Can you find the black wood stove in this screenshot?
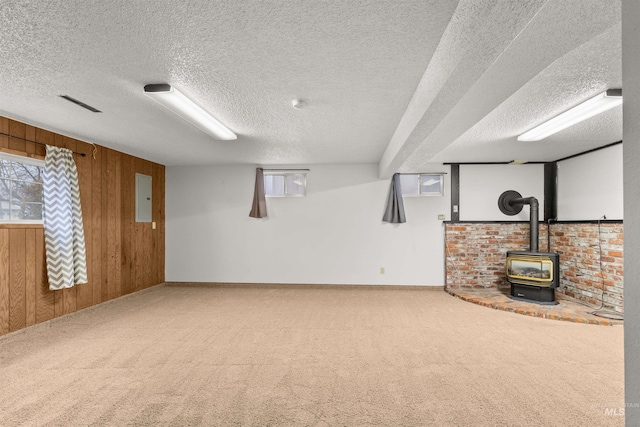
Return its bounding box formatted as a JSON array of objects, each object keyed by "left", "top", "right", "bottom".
[{"left": 498, "top": 190, "right": 560, "bottom": 305}]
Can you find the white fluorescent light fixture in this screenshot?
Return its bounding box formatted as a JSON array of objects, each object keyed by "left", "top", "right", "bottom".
[
  {"left": 518, "top": 89, "right": 622, "bottom": 142},
  {"left": 143, "top": 84, "right": 236, "bottom": 140}
]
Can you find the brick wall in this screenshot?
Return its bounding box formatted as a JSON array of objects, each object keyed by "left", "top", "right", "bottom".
[
  {"left": 445, "top": 222, "right": 623, "bottom": 313},
  {"left": 552, "top": 223, "right": 623, "bottom": 313},
  {"left": 445, "top": 223, "right": 548, "bottom": 292}
]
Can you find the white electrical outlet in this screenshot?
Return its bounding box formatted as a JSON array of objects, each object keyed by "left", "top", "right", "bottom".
[
  {"left": 438, "top": 214, "right": 446, "bottom": 220},
  {"left": 380, "top": 267, "right": 385, "bottom": 274}
]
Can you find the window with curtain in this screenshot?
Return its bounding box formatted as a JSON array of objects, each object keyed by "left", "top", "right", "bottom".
[
  {"left": 399, "top": 174, "right": 444, "bottom": 196},
  {"left": 264, "top": 171, "right": 307, "bottom": 197}
]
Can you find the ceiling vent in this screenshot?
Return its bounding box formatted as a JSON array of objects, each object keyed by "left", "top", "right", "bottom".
[{"left": 59, "top": 95, "right": 102, "bottom": 113}]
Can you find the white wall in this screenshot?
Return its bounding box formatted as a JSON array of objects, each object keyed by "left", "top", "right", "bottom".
[
  {"left": 557, "top": 145, "right": 623, "bottom": 220},
  {"left": 166, "top": 164, "right": 450, "bottom": 286},
  {"left": 459, "top": 164, "right": 545, "bottom": 221}
]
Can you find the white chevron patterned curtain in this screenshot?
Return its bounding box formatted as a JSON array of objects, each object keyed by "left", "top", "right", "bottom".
[{"left": 43, "top": 146, "right": 88, "bottom": 290}]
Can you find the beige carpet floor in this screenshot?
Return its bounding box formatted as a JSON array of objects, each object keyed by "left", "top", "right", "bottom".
[{"left": 0, "top": 284, "right": 624, "bottom": 426}]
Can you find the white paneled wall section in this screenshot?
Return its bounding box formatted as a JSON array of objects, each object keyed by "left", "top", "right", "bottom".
[
  {"left": 459, "top": 164, "right": 545, "bottom": 221},
  {"left": 166, "top": 164, "right": 450, "bottom": 286},
  {"left": 557, "top": 144, "right": 623, "bottom": 221}
]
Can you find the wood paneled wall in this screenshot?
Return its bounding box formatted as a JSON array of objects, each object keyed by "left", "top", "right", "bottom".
[{"left": 0, "top": 116, "right": 165, "bottom": 336}]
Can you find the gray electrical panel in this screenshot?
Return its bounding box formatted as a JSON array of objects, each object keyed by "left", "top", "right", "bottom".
[{"left": 135, "top": 173, "right": 152, "bottom": 222}]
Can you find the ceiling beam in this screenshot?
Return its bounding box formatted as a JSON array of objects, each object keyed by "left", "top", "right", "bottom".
[{"left": 378, "top": 0, "right": 621, "bottom": 178}]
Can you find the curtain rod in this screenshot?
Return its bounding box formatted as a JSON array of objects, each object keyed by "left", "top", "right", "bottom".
[
  {"left": 396, "top": 172, "right": 447, "bottom": 175},
  {"left": 260, "top": 168, "right": 310, "bottom": 171},
  {"left": 0, "top": 131, "right": 87, "bottom": 157}
]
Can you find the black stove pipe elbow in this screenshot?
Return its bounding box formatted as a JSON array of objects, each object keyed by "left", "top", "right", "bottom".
[{"left": 498, "top": 191, "right": 539, "bottom": 252}]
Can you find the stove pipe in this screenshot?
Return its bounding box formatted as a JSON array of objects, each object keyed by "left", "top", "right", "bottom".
[
  {"left": 497, "top": 190, "right": 539, "bottom": 252},
  {"left": 513, "top": 197, "right": 538, "bottom": 252}
]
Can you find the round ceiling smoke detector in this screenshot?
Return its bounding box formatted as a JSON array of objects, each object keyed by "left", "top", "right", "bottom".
[{"left": 292, "top": 99, "right": 308, "bottom": 109}]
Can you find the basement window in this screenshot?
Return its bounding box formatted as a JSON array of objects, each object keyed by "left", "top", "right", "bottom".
[
  {"left": 400, "top": 173, "right": 444, "bottom": 197},
  {"left": 0, "top": 152, "right": 44, "bottom": 223},
  {"left": 264, "top": 171, "right": 307, "bottom": 197}
]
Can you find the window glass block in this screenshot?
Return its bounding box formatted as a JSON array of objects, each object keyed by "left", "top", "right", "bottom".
[
  {"left": 0, "top": 153, "right": 45, "bottom": 222},
  {"left": 0, "top": 159, "right": 12, "bottom": 178},
  {"left": 265, "top": 174, "right": 285, "bottom": 196},
  {"left": 420, "top": 175, "right": 442, "bottom": 195},
  {"left": 399, "top": 174, "right": 420, "bottom": 195},
  {"left": 286, "top": 174, "right": 306, "bottom": 196}
]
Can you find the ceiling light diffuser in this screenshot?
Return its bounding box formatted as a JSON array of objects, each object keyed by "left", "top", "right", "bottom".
[
  {"left": 518, "top": 89, "right": 622, "bottom": 142},
  {"left": 143, "top": 84, "right": 236, "bottom": 140}
]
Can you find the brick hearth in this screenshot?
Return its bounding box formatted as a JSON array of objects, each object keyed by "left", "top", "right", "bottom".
[{"left": 447, "top": 287, "right": 622, "bottom": 326}]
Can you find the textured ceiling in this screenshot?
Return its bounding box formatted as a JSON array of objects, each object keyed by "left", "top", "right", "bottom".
[{"left": 0, "top": 0, "right": 622, "bottom": 174}]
